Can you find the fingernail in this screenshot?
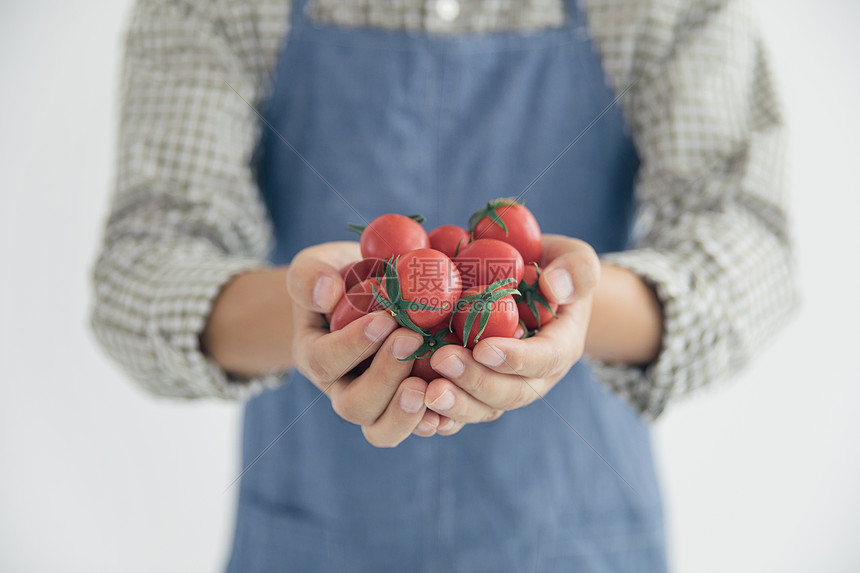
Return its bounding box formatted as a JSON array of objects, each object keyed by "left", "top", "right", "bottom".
[
  {"left": 400, "top": 388, "right": 425, "bottom": 413},
  {"left": 313, "top": 275, "right": 337, "bottom": 310},
  {"left": 393, "top": 336, "right": 422, "bottom": 360},
  {"left": 546, "top": 268, "right": 574, "bottom": 302},
  {"left": 473, "top": 344, "right": 505, "bottom": 367},
  {"left": 416, "top": 420, "right": 436, "bottom": 435},
  {"left": 435, "top": 355, "right": 464, "bottom": 379},
  {"left": 438, "top": 418, "right": 456, "bottom": 432},
  {"left": 429, "top": 390, "right": 455, "bottom": 412},
  {"left": 365, "top": 315, "right": 396, "bottom": 342}
]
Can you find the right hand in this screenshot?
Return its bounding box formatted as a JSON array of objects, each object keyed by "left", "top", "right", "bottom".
[{"left": 286, "top": 242, "right": 450, "bottom": 447}]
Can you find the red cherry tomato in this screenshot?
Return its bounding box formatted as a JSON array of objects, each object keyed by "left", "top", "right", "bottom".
[
  {"left": 428, "top": 225, "right": 470, "bottom": 259},
  {"left": 469, "top": 200, "right": 542, "bottom": 264},
  {"left": 328, "top": 277, "right": 385, "bottom": 331},
  {"left": 451, "top": 284, "right": 519, "bottom": 349},
  {"left": 396, "top": 248, "right": 462, "bottom": 330},
  {"left": 454, "top": 238, "right": 524, "bottom": 291},
  {"left": 516, "top": 264, "right": 558, "bottom": 330},
  {"left": 340, "top": 257, "right": 384, "bottom": 291},
  {"left": 410, "top": 330, "right": 460, "bottom": 382},
  {"left": 359, "top": 214, "right": 430, "bottom": 260}
]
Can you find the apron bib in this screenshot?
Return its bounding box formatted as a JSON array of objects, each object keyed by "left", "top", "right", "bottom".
[{"left": 228, "top": 1, "right": 666, "bottom": 571}]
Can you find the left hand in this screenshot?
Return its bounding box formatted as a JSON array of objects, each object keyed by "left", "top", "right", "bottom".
[{"left": 424, "top": 234, "right": 601, "bottom": 435}]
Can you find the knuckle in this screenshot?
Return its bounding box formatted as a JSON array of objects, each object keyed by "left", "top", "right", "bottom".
[
  {"left": 581, "top": 243, "right": 600, "bottom": 267},
  {"left": 574, "top": 252, "right": 601, "bottom": 291},
  {"left": 360, "top": 427, "right": 382, "bottom": 447},
  {"left": 464, "top": 371, "right": 489, "bottom": 395},
  {"left": 330, "top": 396, "right": 352, "bottom": 423},
  {"left": 513, "top": 385, "right": 531, "bottom": 409},
  {"left": 285, "top": 260, "right": 311, "bottom": 299},
  {"left": 334, "top": 392, "right": 375, "bottom": 426},
  {"left": 372, "top": 359, "right": 407, "bottom": 392},
  {"left": 505, "top": 350, "right": 527, "bottom": 373},
  {"left": 361, "top": 427, "right": 398, "bottom": 449},
  {"left": 484, "top": 409, "right": 504, "bottom": 422},
  {"left": 289, "top": 246, "right": 324, "bottom": 271},
  {"left": 439, "top": 422, "right": 463, "bottom": 436},
  {"left": 539, "top": 349, "right": 562, "bottom": 379},
  {"left": 306, "top": 352, "right": 336, "bottom": 384},
  {"left": 504, "top": 381, "right": 534, "bottom": 411},
  {"left": 291, "top": 246, "right": 313, "bottom": 262}
]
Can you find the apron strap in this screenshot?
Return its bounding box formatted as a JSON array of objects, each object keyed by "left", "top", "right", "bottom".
[
  {"left": 563, "top": 0, "right": 587, "bottom": 31},
  {"left": 289, "top": 0, "right": 313, "bottom": 31}
]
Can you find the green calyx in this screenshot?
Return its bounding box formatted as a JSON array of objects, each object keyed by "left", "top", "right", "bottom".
[
  {"left": 518, "top": 318, "right": 536, "bottom": 339},
  {"left": 451, "top": 278, "right": 521, "bottom": 346},
  {"left": 346, "top": 223, "right": 366, "bottom": 235},
  {"left": 467, "top": 198, "right": 523, "bottom": 236},
  {"left": 514, "top": 263, "right": 557, "bottom": 330},
  {"left": 371, "top": 256, "right": 446, "bottom": 336},
  {"left": 397, "top": 326, "right": 456, "bottom": 362}
]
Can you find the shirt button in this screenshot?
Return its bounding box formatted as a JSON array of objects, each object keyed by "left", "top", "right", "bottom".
[{"left": 435, "top": 0, "right": 460, "bottom": 22}]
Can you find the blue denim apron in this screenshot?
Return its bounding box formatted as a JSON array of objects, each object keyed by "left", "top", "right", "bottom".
[{"left": 227, "top": 1, "right": 667, "bottom": 570}]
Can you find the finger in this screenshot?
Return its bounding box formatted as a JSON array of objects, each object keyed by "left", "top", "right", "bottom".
[
  {"left": 423, "top": 377, "right": 503, "bottom": 424},
  {"left": 538, "top": 235, "right": 601, "bottom": 305},
  {"left": 430, "top": 344, "right": 532, "bottom": 411},
  {"left": 436, "top": 417, "right": 465, "bottom": 436},
  {"left": 413, "top": 410, "right": 441, "bottom": 437},
  {"left": 293, "top": 310, "right": 398, "bottom": 388},
  {"left": 287, "top": 258, "right": 343, "bottom": 313},
  {"left": 332, "top": 327, "right": 424, "bottom": 426},
  {"left": 471, "top": 303, "right": 588, "bottom": 379},
  {"left": 287, "top": 242, "right": 361, "bottom": 312},
  {"left": 361, "top": 377, "right": 430, "bottom": 448}
]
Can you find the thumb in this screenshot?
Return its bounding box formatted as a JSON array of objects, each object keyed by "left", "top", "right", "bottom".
[
  {"left": 539, "top": 236, "right": 601, "bottom": 305},
  {"left": 287, "top": 242, "right": 360, "bottom": 312}
]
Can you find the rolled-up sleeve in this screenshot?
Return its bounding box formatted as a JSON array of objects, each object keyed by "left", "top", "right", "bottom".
[
  {"left": 90, "top": 0, "right": 289, "bottom": 399},
  {"left": 589, "top": 0, "right": 800, "bottom": 419}
]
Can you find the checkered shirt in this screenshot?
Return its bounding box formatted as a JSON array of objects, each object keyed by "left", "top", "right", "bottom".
[{"left": 90, "top": 0, "right": 800, "bottom": 420}]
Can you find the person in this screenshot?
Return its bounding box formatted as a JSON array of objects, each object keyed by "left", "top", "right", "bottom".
[{"left": 90, "top": 0, "right": 799, "bottom": 570}]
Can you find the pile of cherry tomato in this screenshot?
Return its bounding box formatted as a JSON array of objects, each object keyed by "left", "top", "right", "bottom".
[{"left": 329, "top": 199, "right": 558, "bottom": 381}]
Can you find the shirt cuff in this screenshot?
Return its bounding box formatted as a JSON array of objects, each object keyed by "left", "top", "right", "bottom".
[{"left": 143, "top": 246, "right": 288, "bottom": 399}]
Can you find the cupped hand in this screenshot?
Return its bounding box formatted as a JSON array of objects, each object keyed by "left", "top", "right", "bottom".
[
  {"left": 286, "top": 242, "right": 449, "bottom": 447},
  {"left": 423, "top": 234, "right": 601, "bottom": 433}
]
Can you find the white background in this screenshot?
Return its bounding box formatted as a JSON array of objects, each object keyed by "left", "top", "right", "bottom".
[{"left": 1, "top": 0, "right": 858, "bottom": 571}]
